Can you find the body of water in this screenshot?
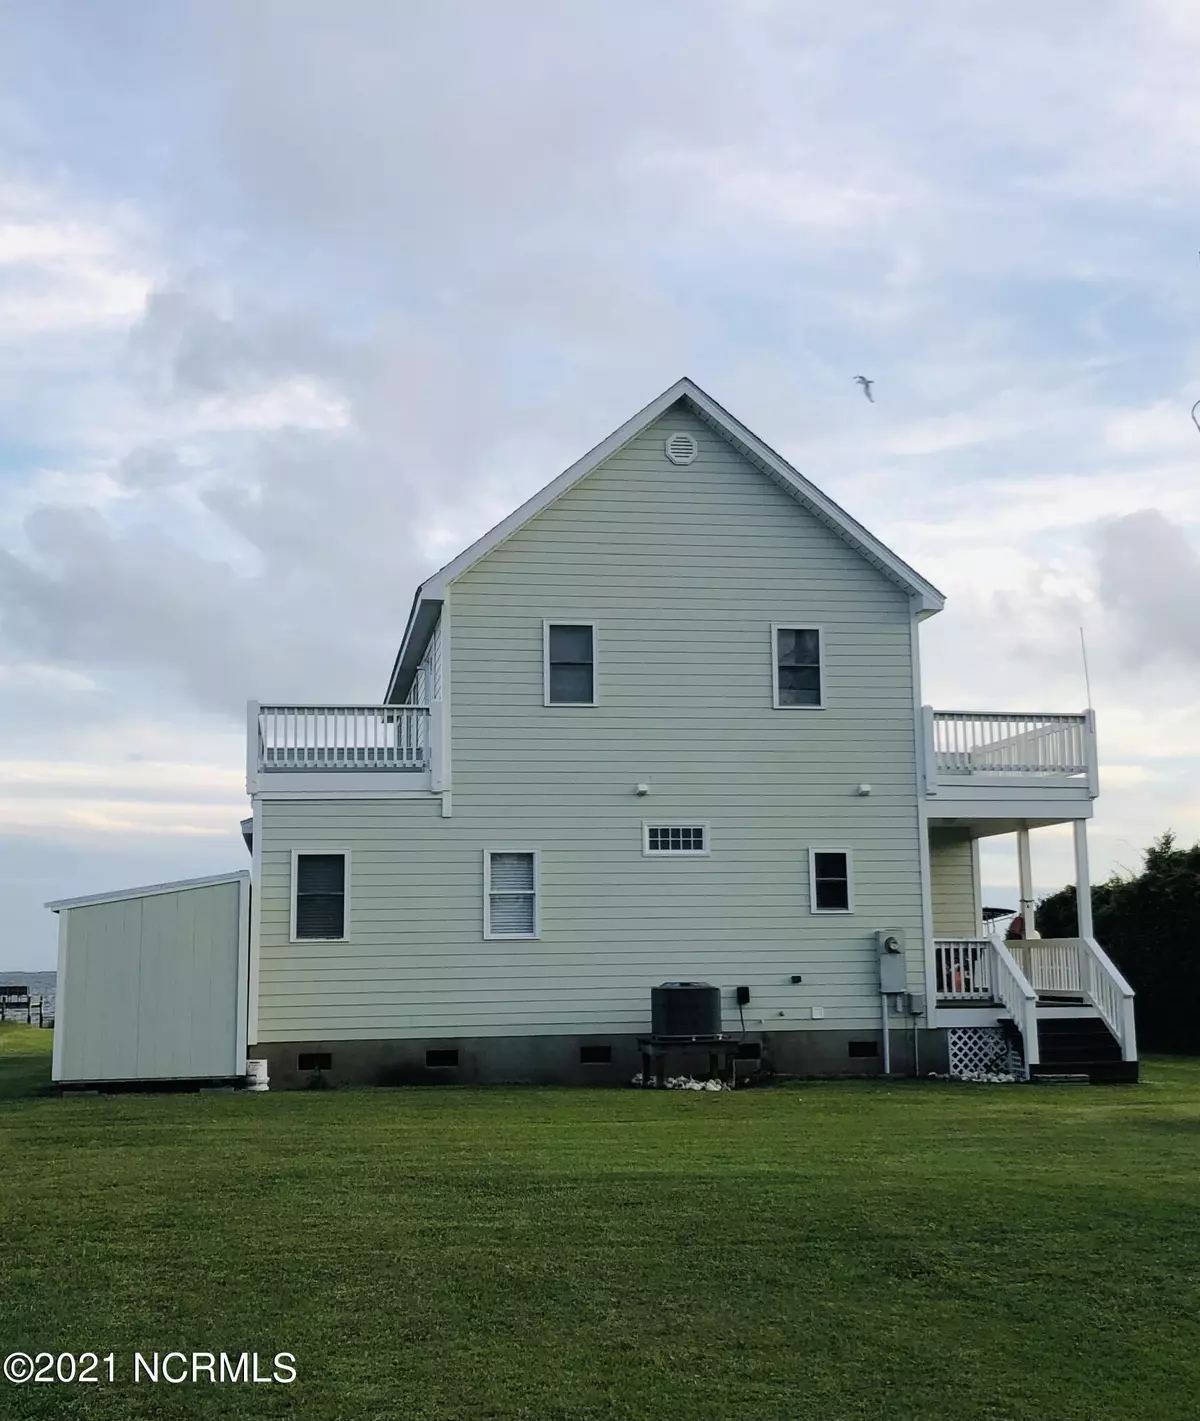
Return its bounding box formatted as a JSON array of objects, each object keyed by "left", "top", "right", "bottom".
[{"left": 0, "top": 971, "right": 55, "bottom": 1021}]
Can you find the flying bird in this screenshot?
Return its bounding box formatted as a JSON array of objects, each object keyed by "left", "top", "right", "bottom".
[{"left": 854, "top": 376, "right": 874, "bottom": 403}]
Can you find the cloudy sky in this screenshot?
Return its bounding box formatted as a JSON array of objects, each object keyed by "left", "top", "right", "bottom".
[{"left": 3, "top": 0, "right": 1200, "bottom": 969}]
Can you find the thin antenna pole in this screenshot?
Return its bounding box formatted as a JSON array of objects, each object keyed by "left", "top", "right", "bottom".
[{"left": 1079, "top": 626, "right": 1093, "bottom": 709}]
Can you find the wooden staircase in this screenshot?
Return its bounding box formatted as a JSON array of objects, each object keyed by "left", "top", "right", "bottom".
[{"left": 1032, "top": 1015, "right": 1138, "bottom": 1084}]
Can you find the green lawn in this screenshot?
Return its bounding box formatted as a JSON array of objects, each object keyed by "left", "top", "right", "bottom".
[{"left": 3, "top": 1024, "right": 1200, "bottom": 1421}]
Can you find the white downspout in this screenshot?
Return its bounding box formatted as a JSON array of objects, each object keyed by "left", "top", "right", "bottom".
[{"left": 880, "top": 994, "right": 891, "bottom": 1076}]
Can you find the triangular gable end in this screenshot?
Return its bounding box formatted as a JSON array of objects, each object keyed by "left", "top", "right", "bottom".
[{"left": 385, "top": 377, "right": 944, "bottom": 701}]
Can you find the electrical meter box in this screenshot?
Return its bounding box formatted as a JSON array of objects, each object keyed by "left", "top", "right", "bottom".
[{"left": 875, "top": 928, "right": 907, "bottom": 994}]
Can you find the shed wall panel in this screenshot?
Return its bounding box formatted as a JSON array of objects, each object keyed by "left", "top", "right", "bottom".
[{"left": 55, "top": 879, "right": 245, "bottom": 1083}]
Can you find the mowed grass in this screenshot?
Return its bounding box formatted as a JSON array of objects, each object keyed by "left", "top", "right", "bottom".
[{"left": 3, "top": 1025, "right": 1200, "bottom": 1421}]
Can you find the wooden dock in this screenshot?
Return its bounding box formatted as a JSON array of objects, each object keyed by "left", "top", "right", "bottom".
[{"left": 0, "top": 986, "right": 48, "bottom": 1027}]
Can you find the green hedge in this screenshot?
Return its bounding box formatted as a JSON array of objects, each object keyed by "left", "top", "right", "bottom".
[{"left": 1037, "top": 832, "right": 1200, "bottom": 1053}]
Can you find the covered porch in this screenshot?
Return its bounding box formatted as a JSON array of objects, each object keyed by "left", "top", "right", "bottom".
[{"left": 921, "top": 705, "right": 1135, "bottom": 1078}]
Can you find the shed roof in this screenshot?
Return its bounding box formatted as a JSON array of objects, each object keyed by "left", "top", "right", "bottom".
[{"left": 46, "top": 871, "right": 249, "bottom": 913}]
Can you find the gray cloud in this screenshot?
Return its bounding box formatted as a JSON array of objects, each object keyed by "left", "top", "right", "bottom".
[
  {"left": 1095, "top": 509, "right": 1200, "bottom": 664},
  {"left": 6, "top": 1, "right": 1200, "bottom": 969}
]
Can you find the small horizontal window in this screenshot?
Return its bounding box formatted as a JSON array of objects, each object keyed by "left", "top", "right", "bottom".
[
  {"left": 643, "top": 824, "right": 709, "bottom": 856},
  {"left": 293, "top": 852, "right": 347, "bottom": 940},
  {"left": 580, "top": 1045, "right": 612, "bottom": 1065},
  {"left": 545, "top": 622, "right": 595, "bottom": 705},
  {"left": 848, "top": 1040, "right": 879, "bottom": 1058},
  {"left": 298, "top": 1052, "right": 332, "bottom": 1072},
  {"left": 485, "top": 850, "right": 540, "bottom": 939},
  {"left": 810, "top": 849, "right": 852, "bottom": 913},
  {"left": 773, "top": 625, "right": 823, "bottom": 708},
  {"left": 426, "top": 1049, "right": 459, "bottom": 1068}
]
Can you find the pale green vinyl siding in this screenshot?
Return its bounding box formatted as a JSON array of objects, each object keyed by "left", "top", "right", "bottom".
[
  {"left": 928, "top": 828, "right": 981, "bottom": 937},
  {"left": 255, "top": 405, "right": 924, "bottom": 1042},
  {"left": 56, "top": 879, "right": 245, "bottom": 1082}
]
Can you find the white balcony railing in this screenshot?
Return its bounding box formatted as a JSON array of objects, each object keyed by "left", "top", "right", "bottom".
[
  {"left": 254, "top": 705, "right": 430, "bottom": 773},
  {"left": 934, "top": 939, "right": 993, "bottom": 1000},
  {"left": 928, "top": 710, "right": 1093, "bottom": 780}
]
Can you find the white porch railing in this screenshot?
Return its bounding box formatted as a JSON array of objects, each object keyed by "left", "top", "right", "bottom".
[
  {"left": 929, "top": 710, "right": 1092, "bottom": 778},
  {"left": 1012, "top": 938, "right": 1083, "bottom": 995},
  {"left": 988, "top": 936, "right": 1041, "bottom": 1070},
  {"left": 934, "top": 939, "right": 993, "bottom": 1000},
  {"left": 255, "top": 705, "right": 430, "bottom": 772}
]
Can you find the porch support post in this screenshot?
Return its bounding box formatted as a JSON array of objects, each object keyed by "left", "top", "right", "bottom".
[
  {"left": 1016, "top": 825, "right": 1039, "bottom": 939},
  {"left": 1073, "top": 819, "right": 1094, "bottom": 939}
]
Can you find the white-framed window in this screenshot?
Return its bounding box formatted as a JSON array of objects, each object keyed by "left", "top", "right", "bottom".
[
  {"left": 809, "top": 848, "right": 853, "bottom": 913},
  {"left": 544, "top": 621, "right": 597, "bottom": 705},
  {"left": 643, "top": 823, "right": 710, "bottom": 857},
  {"left": 291, "top": 849, "right": 350, "bottom": 942},
  {"left": 772, "top": 625, "right": 824, "bottom": 708},
  {"left": 484, "top": 849, "right": 540, "bottom": 939}
]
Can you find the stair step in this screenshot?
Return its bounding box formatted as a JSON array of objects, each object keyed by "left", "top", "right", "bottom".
[
  {"left": 1033, "top": 1013, "right": 1134, "bottom": 1083},
  {"left": 1031, "top": 1061, "right": 1139, "bottom": 1085}
]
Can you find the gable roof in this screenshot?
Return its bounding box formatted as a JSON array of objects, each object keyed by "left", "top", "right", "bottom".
[{"left": 385, "top": 376, "right": 944, "bottom": 702}]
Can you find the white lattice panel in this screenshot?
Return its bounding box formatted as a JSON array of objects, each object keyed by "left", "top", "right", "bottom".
[{"left": 948, "top": 1026, "right": 1022, "bottom": 1077}]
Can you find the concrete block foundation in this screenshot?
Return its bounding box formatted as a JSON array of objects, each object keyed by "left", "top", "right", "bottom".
[{"left": 252, "top": 1027, "right": 951, "bottom": 1090}]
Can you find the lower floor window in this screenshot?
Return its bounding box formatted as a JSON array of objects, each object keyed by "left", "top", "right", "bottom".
[
  {"left": 485, "top": 850, "right": 539, "bottom": 938},
  {"left": 644, "top": 824, "right": 709, "bottom": 856},
  {"left": 292, "top": 851, "right": 348, "bottom": 940},
  {"left": 810, "top": 849, "right": 852, "bottom": 912}
]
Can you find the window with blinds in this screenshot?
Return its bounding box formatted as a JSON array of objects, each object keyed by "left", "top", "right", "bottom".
[
  {"left": 293, "top": 853, "right": 347, "bottom": 939},
  {"left": 643, "top": 824, "right": 709, "bottom": 856},
  {"left": 544, "top": 623, "right": 595, "bottom": 705},
  {"left": 485, "top": 850, "right": 539, "bottom": 939},
  {"left": 810, "top": 849, "right": 852, "bottom": 913},
  {"left": 773, "top": 626, "right": 824, "bottom": 708}
]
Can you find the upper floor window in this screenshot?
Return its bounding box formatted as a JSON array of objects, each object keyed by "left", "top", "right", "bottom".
[
  {"left": 544, "top": 622, "right": 596, "bottom": 705},
  {"left": 772, "top": 626, "right": 823, "bottom": 708},
  {"left": 292, "top": 851, "right": 348, "bottom": 941}
]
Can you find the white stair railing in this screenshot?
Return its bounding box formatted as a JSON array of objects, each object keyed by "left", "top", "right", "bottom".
[
  {"left": 1078, "top": 936, "right": 1137, "bottom": 1062},
  {"left": 934, "top": 939, "right": 993, "bottom": 999},
  {"left": 987, "top": 936, "right": 1040, "bottom": 1071}
]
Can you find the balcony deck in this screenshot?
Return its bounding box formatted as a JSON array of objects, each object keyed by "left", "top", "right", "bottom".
[
  {"left": 246, "top": 703, "right": 436, "bottom": 795},
  {"left": 923, "top": 709, "right": 1097, "bottom": 824}
]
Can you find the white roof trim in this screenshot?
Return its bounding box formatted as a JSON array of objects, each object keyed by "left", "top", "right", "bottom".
[
  {"left": 386, "top": 377, "right": 943, "bottom": 699},
  {"left": 46, "top": 871, "right": 250, "bottom": 913}
]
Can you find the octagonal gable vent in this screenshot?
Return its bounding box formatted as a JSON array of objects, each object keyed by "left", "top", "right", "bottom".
[{"left": 664, "top": 431, "right": 698, "bottom": 465}]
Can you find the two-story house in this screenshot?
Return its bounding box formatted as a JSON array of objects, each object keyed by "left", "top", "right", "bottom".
[{"left": 241, "top": 378, "right": 1137, "bottom": 1088}]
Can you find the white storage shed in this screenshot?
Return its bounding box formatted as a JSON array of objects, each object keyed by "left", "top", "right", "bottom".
[{"left": 47, "top": 871, "right": 250, "bottom": 1086}]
